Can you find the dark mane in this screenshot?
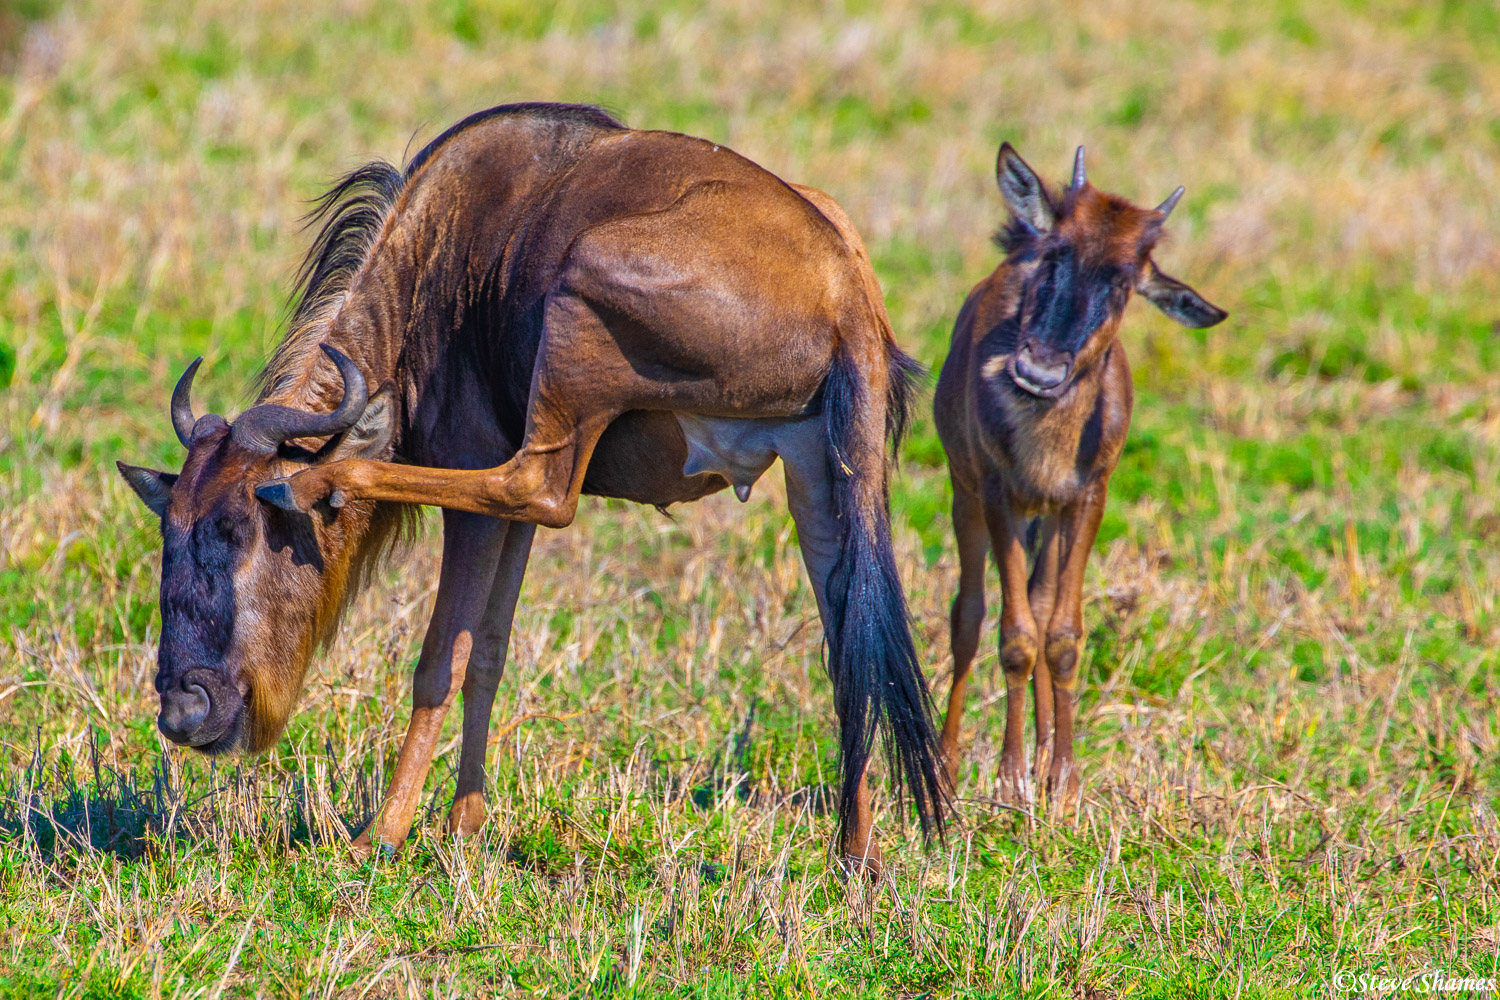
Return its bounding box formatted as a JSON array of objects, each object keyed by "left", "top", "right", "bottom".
[{"left": 254, "top": 161, "right": 406, "bottom": 400}]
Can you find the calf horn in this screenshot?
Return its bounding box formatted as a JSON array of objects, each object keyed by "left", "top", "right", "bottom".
[
  {"left": 1157, "top": 185, "right": 1185, "bottom": 219},
  {"left": 171, "top": 357, "right": 203, "bottom": 447},
  {"left": 1070, "top": 146, "right": 1086, "bottom": 192},
  {"left": 230, "top": 344, "right": 368, "bottom": 453}
]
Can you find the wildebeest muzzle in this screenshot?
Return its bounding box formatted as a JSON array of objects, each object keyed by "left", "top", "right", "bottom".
[{"left": 156, "top": 668, "right": 243, "bottom": 751}]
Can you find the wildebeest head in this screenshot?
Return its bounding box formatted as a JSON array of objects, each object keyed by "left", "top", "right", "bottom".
[
  {"left": 990, "top": 143, "right": 1227, "bottom": 399},
  {"left": 117, "top": 345, "right": 398, "bottom": 754}
]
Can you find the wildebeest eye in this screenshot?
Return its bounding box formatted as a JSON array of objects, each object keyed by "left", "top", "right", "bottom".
[{"left": 212, "top": 511, "right": 256, "bottom": 549}]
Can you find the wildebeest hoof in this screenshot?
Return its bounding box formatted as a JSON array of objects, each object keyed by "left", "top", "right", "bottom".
[
  {"left": 255, "top": 477, "right": 302, "bottom": 511},
  {"left": 349, "top": 831, "right": 400, "bottom": 861}
]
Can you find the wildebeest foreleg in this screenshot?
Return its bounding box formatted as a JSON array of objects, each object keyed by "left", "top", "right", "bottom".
[
  {"left": 448, "top": 520, "right": 535, "bottom": 838},
  {"left": 939, "top": 484, "right": 988, "bottom": 788},
  {"left": 984, "top": 493, "right": 1039, "bottom": 805},
  {"left": 255, "top": 422, "right": 611, "bottom": 529},
  {"left": 257, "top": 288, "right": 655, "bottom": 527},
  {"left": 354, "top": 510, "right": 506, "bottom": 855},
  {"left": 1027, "top": 516, "right": 1062, "bottom": 783},
  {"left": 1041, "top": 486, "right": 1107, "bottom": 806}
]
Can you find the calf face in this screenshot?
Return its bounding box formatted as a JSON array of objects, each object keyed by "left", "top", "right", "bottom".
[{"left": 990, "top": 144, "right": 1226, "bottom": 401}]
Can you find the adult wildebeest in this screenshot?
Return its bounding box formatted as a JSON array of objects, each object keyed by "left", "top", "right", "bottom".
[
  {"left": 116, "top": 102, "right": 945, "bottom": 870},
  {"left": 934, "top": 144, "right": 1226, "bottom": 805}
]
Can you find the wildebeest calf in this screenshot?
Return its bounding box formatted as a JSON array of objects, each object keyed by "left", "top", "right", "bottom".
[{"left": 933, "top": 144, "right": 1227, "bottom": 805}]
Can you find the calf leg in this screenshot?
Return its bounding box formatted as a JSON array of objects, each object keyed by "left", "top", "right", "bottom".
[
  {"left": 354, "top": 510, "right": 506, "bottom": 855},
  {"left": 939, "top": 483, "right": 988, "bottom": 787},
  {"left": 1044, "top": 486, "right": 1108, "bottom": 806},
  {"left": 984, "top": 493, "right": 1039, "bottom": 805},
  {"left": 448, "top": 521, "right": 537, "bottom": 838},
  {"left": 1027, "top": 517, "right": 1061, "bottom": 782}
]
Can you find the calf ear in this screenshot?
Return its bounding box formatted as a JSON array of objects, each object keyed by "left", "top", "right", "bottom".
[
  {"left": 117, "top": 462, "right": 177, "bottom": 517},
  {"left": 1138, "top": 260, "right": 1228, "bottom": 328},
  {"left": 996, "top": 142, "right": 1056, "bottom": 233},
  {"left": 321, "top": 383, "right": 398, "bottom": 463}
]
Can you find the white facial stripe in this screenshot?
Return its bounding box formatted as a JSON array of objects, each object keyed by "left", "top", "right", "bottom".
[{"left": 980, "top": 354, "right": 1010, "bottom": 380}]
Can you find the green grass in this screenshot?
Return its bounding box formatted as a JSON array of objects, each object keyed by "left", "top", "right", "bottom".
[{"left": 4, "top": 0, "right": 1500, "bottom": 995}]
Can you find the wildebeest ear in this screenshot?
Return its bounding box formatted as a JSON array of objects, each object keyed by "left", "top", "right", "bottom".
[
  {"left": 1138, "top": 260, "right": 1228, "bottom": 329},
  {"left": 321, "top": 382, "right": 398, "bottom": 463},
  {"left": 117, "top": 462, "right": 177, "bottom": 517},
  {"left": 995, "top": 142, "right": 1056, "bottom": 233}
]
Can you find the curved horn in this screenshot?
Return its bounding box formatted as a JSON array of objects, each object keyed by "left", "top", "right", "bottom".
[
  {"left": 1156, "top": 185, "right": 1185, "bottom": 220},
  {"left": 230, "top": 344, "right": 368, "bottom": 453},
  {"left": 171, "top": 357, "right": 203, "bottom": 448},
  {"left": 1070, "top": 146, "right": 1086, "bottom": 191}
]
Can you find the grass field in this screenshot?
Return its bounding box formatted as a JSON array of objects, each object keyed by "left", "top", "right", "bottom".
[{"left": 4, "top": 0, "right": 1500, "bottom": 995}]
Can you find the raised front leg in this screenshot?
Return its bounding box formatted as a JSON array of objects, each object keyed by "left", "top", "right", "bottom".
[
  {"left": 983, "top": 493, "right": 1039, "bottom": 805},
  {"left": 1043, "top": 484, "right": 1108, "bottom": 806},
  {"left": 1027, "top": 517, "right": 1062, "bottom": 782},
  {"left": 355, "top": 510, "right": 506, "bottom": 855},
  {"left": 939, "top": 483, "right": 988, "bottom": 787},
  {"left": 255, "top": 421, "right": 611, "bottom": 529},
  {"left": 257, "top": 289, "right": 631, "bottom": 529},
  {"left": 447, "top": 521, "right": 536, "bottom": 838}
]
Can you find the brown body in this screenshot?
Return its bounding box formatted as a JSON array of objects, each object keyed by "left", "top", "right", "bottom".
[
  {"left": 119, "top": 104, "right": 946, "bottom": 869},
  {"left": 933, "top": 144, "right": 1226, "bottom": 804}
]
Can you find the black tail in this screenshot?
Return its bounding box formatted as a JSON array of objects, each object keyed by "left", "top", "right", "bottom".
[{"left": 822, "top": 342, "right": 947, "bottom": 846}]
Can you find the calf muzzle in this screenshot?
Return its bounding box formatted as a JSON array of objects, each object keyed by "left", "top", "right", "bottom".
[{"left": 1011, "top": 341, "right": 1073, "bottom": 398}]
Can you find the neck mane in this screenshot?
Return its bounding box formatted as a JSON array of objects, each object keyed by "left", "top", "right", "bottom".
[
  {"left": 251, "top": 158, "right": 419, "bottom": 622},
  {"left": 255, "top": 160, "right": 410, "bottom": 414}
]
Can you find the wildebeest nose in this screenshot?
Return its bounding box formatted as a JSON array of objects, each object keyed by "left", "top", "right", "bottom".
[
  {"left": 1013, "top": 342, "right": 1072, "bottom": 393},
  {"left": 158, "top": 683, "right": 212, "bottom": 745}
]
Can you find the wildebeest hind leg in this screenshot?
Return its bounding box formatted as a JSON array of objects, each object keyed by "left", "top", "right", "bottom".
[
  {"left": 778, "top": 421, "right": 882, "bottom": 876},
  {"left": 939, "top": 484, "right": 988, "bottom": 788}
]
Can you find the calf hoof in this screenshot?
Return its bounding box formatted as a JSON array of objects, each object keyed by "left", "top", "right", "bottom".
[
  {"left": 997, "top": 759, "right": 1030, "bottom": 808},
  {"left": 838, "top": 848, "right": 885, "bottom": 883},
  {"left": 1047, "top": 764, "right": 1082, "bottom": 816}
]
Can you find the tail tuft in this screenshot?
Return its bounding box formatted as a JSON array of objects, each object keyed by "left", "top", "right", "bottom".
[
  {"left": 885, "top": 346, "right": 927, "bottom": 456},
  {"left": 823, "top": 350, "right": 947, "bottom": 847}
]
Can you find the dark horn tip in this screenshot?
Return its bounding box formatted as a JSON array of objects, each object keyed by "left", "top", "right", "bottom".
[
  {"left": 1157, "top": 185, "right": 1186, "bottom": 219},
  {"left": 319, "top": 343, "right": 367, "bottom": 410},
  {"left": 319, "top": 343, "right": 351, "bottom": 365},
  {"left": 171, "top": 356, "right": 205, "bottom": 448},
  {"left": 254, "top": 479, "right": 302, "bottom": 512}
]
